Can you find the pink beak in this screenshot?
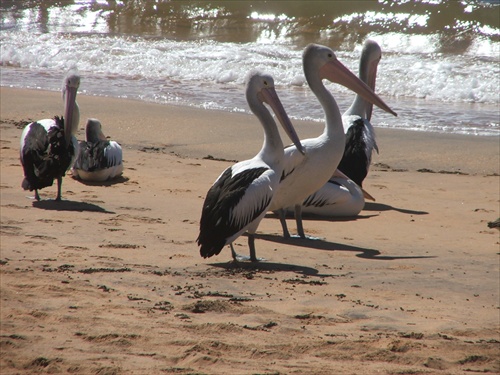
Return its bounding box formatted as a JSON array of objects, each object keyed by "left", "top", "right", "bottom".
[
  {"left": 320, "top": 58, "right": 397, "bottom": 117},
  {"left": 261, "top": 87, "right": 305, "bottom": 155}
]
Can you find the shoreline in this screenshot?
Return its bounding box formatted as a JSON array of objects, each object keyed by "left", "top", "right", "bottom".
[
  {"left": 1, "top": 86, "right": 499, "bottom": 374},
  {"left": 2, "top": 87, "right": 499, "bottom": 177}
]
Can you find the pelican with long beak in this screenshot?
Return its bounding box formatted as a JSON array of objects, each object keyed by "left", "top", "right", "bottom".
[
  {"left": 72, "top": 119, "right": 123, "bottom": 182},
  {"left": 197, "top": 71, "right": 304, "bottom": 262},
  {"left": 268, "top": 44, "right": 396, "bottom": 238},
  {"left": 300, "top": 40, "right": 383, "bottom": 217},
  {"left": 338, "top": 39, "right": 382, "bottom": 188},
  {"left": 20, "top": 70, "right": 80, "bottom": 201}
]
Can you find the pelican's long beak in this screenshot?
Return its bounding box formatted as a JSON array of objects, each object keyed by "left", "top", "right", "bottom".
[
  {"left": 362, "top": 188, "right": 376, "bottom": 201},
  {"left": 333, "top": 169, "right": 376, "bottom": 201},
  {"left": 64, "top": 85, "right": 78, "bottom": 145},
  {"left": 261, "top": 87, "right": 305, "bottom": 155},
  {"left": 365, "top": 59, "right": 379, "bottom": 121},
  {"left": 98, "top": 128, "right": 107, "bottom": 141},
  {"left": 332, "top": 168, "right": 350, "bottom": 179},
  {"left": 367, "top": 60, "right": 378, "bottom": 92},
  {"left": 321, "top": 59, "right": 397, "bottom": 117}
]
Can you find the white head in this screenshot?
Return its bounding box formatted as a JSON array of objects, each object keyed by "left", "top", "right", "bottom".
[
  {"left": 245, "top": 71, "right": 304, "bottom": 155},
  {"left": 303, "top": 43, "right": 396, "bottom": 117},
  {"left": 85, "top": 118, "right": 107, "bottom": 143}
]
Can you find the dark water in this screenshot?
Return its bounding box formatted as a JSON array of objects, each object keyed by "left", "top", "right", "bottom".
[{"left": 1, "top": 0, "right": 499, "bottom": 136}]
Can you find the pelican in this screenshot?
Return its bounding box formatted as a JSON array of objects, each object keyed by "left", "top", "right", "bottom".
[
  {"left": 20, "top": 70, "right": 80, "bottom": 201},
  {"left": 300, "top": 169, "right": 365, "bottom": 217},
  {"left": 338, "top": 39, "right": 382, "bottom": 188},
  {"left": 197, "top": 71, "right": 304, "bottom": 262},
  {"left": 299, "top": 40, "right": 382, "bottom": 217},
  {"left": 72, "top": 118, "right": 123, "bottom": 182},
  {"left": 268, "top": 44, "right": 396, "bottom": 238}
]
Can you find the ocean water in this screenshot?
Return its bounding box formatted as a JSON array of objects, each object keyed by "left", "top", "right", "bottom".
[{"left": 1, "top": 0, "right": 499, "bottom": 136}]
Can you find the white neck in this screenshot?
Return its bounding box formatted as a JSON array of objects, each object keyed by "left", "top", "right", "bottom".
[
  {"left": 344, "top": 53, "right": 376, "bottom": 121},
  {"left": 308, "top": 73, "right": 344, "bottom": 140},
  {"left": 248, "top": 97, "right": 284, "bottom": 165},
  {"left": 71, "top": 101, "right": 80, "bottom": 136},
  {"left": 344, "top": 94, "right": 371, "bottom": 120}
]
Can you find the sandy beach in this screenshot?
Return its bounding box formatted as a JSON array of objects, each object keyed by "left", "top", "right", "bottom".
[{"left": 1, "top": 87, "right": 499, "bottom": 374}]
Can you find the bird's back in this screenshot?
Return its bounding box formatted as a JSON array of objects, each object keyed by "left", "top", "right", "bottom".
[
  {"left": 74, "top": 140, "right": 110, "bottom": 172},
  {"left": 197, "top": 161, "right": 275, "bottom": 258},
  {"left": 338, "top": 116, "right": 377, "bottom": 187},
  {"left": 302, "top": 176, "right": 365, "bottom": 216},
  {"left": 270, "top": 134, "right": 342, "bottom": 211},
  {"left": 21, "top": 117, "right": 75, "bottom": 191},
  {"left": 73, "top": 138, "right": 123, "bottom": 181}
]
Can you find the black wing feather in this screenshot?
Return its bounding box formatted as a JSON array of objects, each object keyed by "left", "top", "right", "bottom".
[
  {"left": 337, "top": 119, "right": 368, "bottom": 187},
  {"left": 197, "top": 167, "right": 269, "bottom": 258},
  {"left": 21, "top": 117, "right": 75, "bottom": 191},
  {"left": 73, "top": 140, "right": 111, "bottom": 172},
  {"left": 303, "top": 180, "right": 342, "bottom": 208}
]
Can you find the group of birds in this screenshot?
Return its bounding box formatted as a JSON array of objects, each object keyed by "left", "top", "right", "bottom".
[
  {"left": 19, "top": 41, "right": 396, "bottom": 263},
  {"left": 197, "top": 41, "right": 396, "bottom": 262},
  {"left": 20, "top": 71, "right": 123, "bottom": 201}
]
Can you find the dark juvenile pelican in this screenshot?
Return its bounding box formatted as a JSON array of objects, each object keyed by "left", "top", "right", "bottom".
[
  {"left": 197, "top": 71, "right": 304, "bottom": 262},
  {"left": 20, "top": 70, "right": 80, "bottom": 201},
  {"left": 300, "top": 40, "right": 383, "bottom": 217},
  {"left": 72, "top": 118, "right": 123, "bottom": 181},
  {"left": 268, "top": 44, "right": 396, "bottom": 238}
]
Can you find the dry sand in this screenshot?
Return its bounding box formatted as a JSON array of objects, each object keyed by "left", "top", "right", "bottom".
[{"left": 1, "top": 87, "right": 499, "bottom": 374}]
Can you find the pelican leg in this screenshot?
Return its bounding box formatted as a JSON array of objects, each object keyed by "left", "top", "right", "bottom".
[
  {"left": 230, "top": 243, "right": 241, "bottom": 261},
  {"left": 294, "top": 204, "right": 306, "bottom": 239},
  {"left": 55, "top": 177, "right": 63, "bottom": 201},
  {"left": 230, "top": 236, "right": 264, "bottom": 262},
  {"left": 294, "top": 204, "right": 321, "bottom": 240},
  {"left": 277, "top": 209, "right": 291, "bottom": 238},
  {"left": 230, "top": 243, "right": 250, "bottom": 262},
  {"left": 248, "top": 234, "right": 259, "bottom": 262}
]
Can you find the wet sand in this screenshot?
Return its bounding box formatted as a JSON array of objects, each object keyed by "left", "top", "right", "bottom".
[{"left": 1, "top": 87, "right": 499, "bottom": 374}]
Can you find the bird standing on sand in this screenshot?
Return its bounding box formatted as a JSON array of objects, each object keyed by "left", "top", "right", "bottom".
[
  {"left": 268, "top": 44, "right": 397, "bottom": 238},
  {"left": 20, "top": 70, "right": 80, "bottom": 201},
  {"left": 197, "top": 71, "right": 304, "bottom": 262},
  {"left": 300, "top": 40, "right": 383, "bottom": 217},
  {"left": 72, "top": 118, "right": 123, "bottom": 182}
]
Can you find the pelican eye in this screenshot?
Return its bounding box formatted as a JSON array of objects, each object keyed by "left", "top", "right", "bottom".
[{"left": 327, "top": 53, "right": 333, "bottom": 58}]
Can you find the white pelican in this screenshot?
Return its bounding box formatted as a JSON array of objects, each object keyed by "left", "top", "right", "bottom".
[
  {"left": 197, "top": 71, "right": 304, "bottom": 262},
  {"left": 299, "top": 40, "right": 382, "bottom": 217},
  {"left": 268, "top": 44, "right": 396, "bottom": 238},
  {"left": 20, "top": 70, "right": 80, "bottom": 201},
  {"left": 72, "top": 119, "right": 123, "bottom": 182},
  {"left": 338, "top": 39, "right": 382, "bottom": 188},
  {"left": 300, "top": 169, "right": 365, "bottom": 217}
]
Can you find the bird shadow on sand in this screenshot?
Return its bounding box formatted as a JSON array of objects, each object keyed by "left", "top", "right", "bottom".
[
  {"left": 264, "top": 202, "right": 427, "bottom": 224},
  {"left": 71, "top": 175, "right": 129, "bottom": 186},
  {"left": 265, "top": 212, "right": 378, "bottom": 223},
  {"left": 32, "top": 199, "right": 115, "bottom": 213},
  {"left": 254, "top": 233, "right": 436, "bottom": 261},
  {"left": 363, "top": 202, "right": 428, "bottom": 215},
  {"left": 208, "top": 259, "right": 327, "bottom": 277}
]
